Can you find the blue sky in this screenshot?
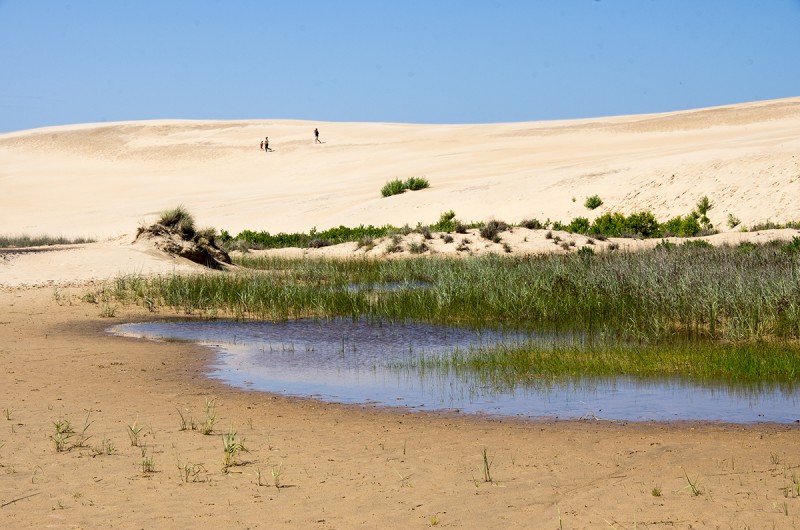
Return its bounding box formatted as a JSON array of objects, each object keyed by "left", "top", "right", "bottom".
[{"left": 1, "top": 1, "right": 799, "bottom": 132}]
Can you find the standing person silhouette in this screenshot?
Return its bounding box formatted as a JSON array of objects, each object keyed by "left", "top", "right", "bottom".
[
  {"left": 314, "top": 128, "right": 321, "bottom": 144},
  {"left": 264, "top": 136, "right": 272, "bottom": 152}
]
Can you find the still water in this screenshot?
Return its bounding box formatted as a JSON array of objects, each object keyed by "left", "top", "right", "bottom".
[{"left": 109, "top": 319, "right": 799, "bottom": 423}]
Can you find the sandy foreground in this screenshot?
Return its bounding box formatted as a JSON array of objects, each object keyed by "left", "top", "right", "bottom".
[{"left": 2, "top": 98, "right": 800, "bottom": 528}]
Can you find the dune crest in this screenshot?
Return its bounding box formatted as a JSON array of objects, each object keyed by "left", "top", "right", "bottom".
[{"left": 1, "top": 97, "right": 799, "bottom": 240}]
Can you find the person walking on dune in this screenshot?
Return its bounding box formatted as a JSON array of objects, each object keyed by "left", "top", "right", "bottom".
[
  {"left": 259, "top": 139, "right": 264, "bottom": 151},
  {"left": 314, "top": 128, "right": 321, "bottom": 144},
  {"left": 264, "top": 136, "right": 272, "bottom": 152}
]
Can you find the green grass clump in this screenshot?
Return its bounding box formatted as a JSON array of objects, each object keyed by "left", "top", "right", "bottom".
[
  {"left": 404, "top": 176, "right": 430, "bottom": 191},
  {"left": 381, "top": 178, "right": 407, "bottom": 197},
  {"left": 381, "top": 177, "right": 430, "bottom": 197},
  {"left": 158, "top": 205, "right": 195, "bottom": 236},
  {"left": 585, "top": 195, "right": 603, "bottom": 210}
]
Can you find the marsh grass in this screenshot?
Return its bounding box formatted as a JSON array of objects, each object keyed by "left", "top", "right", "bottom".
[{"left": 110, "top": 242, "right": 800, "bottom": 381}]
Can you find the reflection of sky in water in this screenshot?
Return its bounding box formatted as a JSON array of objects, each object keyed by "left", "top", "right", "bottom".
[{"left": 110, "top": 319, "right": 800, "bottom": 423}]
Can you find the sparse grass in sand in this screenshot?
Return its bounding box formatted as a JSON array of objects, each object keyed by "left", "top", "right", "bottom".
[
  {"left": 0, "top": 234, "right": 95, "bottom": 248},
  {"left": 200, "top": 399, "right": 217, "bottom": 435},
  {"left": 221, "top": 427, "right": 247, "bottom": 472},
  {"left": 127, "top": 420, "right": 144, "bottom": 447},
  {"left": 481, "top": 447, "right": 494, "bottom": 483},
  {"left": 271, "top": 463, "right": 284, "bottom": 488},
  {"left": 51, "top": 413, "right": 92, "bottom": 452},
  {"left": 140, "top": 446, "right": 156, "bottom": 474}
]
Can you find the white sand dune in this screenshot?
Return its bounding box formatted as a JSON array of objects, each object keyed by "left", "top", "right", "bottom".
[{"left": 2, "top": 97, "right": 799, "bottom": 241}]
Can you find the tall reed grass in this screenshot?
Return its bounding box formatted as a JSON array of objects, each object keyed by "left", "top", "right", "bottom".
[{"left": 114, "top": 241, "right": 800, "bottom": 344}]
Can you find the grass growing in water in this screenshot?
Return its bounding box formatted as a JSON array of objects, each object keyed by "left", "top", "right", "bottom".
[{"left": 108, "top": 241, "right": 800, "bottom": 382}]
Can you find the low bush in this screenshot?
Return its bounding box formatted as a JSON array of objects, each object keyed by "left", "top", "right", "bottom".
[
  {"left": 479, "top": 220, "right": 509, "bottom": 240},
  {"left": 381, "top": 178, "right": 407, "bottom": 197},
  {"left": 584, "top": 195, "right": 603, "bottom": 210},
  {"left": 381, "top": 177, "right": 430, "bottom": 197}
]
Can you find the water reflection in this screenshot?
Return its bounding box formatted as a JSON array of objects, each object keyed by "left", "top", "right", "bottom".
[{"left": 109, "top": 319, "right": 799, "bottom": 423}]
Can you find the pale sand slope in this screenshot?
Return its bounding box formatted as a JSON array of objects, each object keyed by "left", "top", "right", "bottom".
[
  {"left": 2, "top": 99, "right": 800, "bottom": 528},
  {"left": 1, "top": 97, "right": 799, "bottom": 241}
]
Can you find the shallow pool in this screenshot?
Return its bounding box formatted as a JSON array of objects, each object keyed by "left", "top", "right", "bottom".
[{"left": 109, "top": 319, "right": 799, "bottom": 423}]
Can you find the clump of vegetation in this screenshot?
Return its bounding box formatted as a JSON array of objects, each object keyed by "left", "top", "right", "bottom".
[
  {"left": 783, "top": 236, "right": 800, "bottom": 254},
  {"left": 222, "top": 427, "right": 247, "bottom": 471},
  {"left": 381, "top": 177, "right": 430, "bottom": 197},
  {"left": 409, "top": 241, "right": 428, "bottom": 254},
  {"left": 584, "top": 195, "right": 603, "bottom": 210},
  {"left": 479, "top": 220, "right": 509, "bottom": 240},
  {"left": 137, "top": 206, "right": 230, "bottom": 268},
  {"left": 519, "top": 218, "right": 545, "bottom": 230},
  {"left": 431, "top": 211, "right": 457, "bottom": 232},
  {"left": 51, "top": 413, "right": 92, "bottom": 452},
  {"left": 727, "top": 213, "right": 741, "bottom": 229},
  {"left": 381, "top": 178, "right": 407, "bottom": 197},
  {"left": 404, "top": 176, "right": 430, "bottom": 191},
  {"left": 158, "top": 205, "right": 196, "bottom": 238},
  {"left": 693, "top": 196, "right": 714, "bottom": 232}
]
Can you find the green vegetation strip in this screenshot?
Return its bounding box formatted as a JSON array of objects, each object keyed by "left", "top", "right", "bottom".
[
  {"left": 0, "top": 235, "right": 95, "bottom": 248},
  {"left": 107, "top": 241, "right": 800, "bottom": 383}
]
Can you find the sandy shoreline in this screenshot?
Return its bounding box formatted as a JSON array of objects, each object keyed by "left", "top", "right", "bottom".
[
  {"left": 3, "top": 98, "right": 800, "bottom": 527},
  {"left": 2, "top": 286, "right": 800, "bottom": 528}
]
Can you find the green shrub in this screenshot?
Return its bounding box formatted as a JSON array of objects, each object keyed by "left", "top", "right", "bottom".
[
  {"left": 479, "top": 220, "right": 509, "bottom": 240},
  {"left": 727, "top": 214, "right": 741, "bottom": 229},
  {"left": 381, "top": 178, "right": 407, "bottom": 197},
  {"left": 519, "top": 218, "right": 544, "bottom": 230},
  {"left": 693, "top": 196, "right": 714, "bottom": 231},
  {"left": 584, "top": 195, "right": 603, "bottom": 210},
  {"left": 626, "top": 211, "right": 660, "bottom": 238},
  {"left": 432, "top": 210, "right": 457, "bottom": 232},
  {"left": 566, "top": 217, "right": 590, "bottom": 234},
  {"left": 404, "top": 177, "right": 430, "bottom": 191},
  {"left": 589, "top": 212, "right": 627, "bottom": 237},
  {"left": 662, "top": 215, "right": 701, "bottom": 237},
  {"left": 381, "top": 177, "right": 429, "bottom": 197}
]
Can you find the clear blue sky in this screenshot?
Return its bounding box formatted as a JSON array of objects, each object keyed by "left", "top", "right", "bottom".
[{"left": 1, "top": 1, "right": 799, "bottom": 132}]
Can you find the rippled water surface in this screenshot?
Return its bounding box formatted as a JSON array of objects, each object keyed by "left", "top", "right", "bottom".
[{"left": 110, "top": 319, "right": 799, "bottom": 423}]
